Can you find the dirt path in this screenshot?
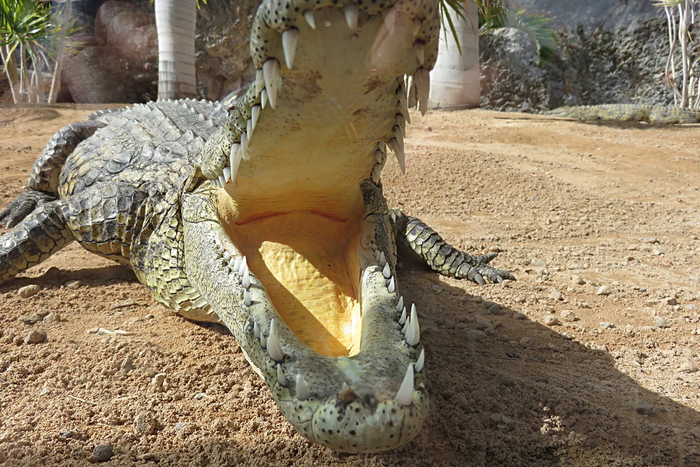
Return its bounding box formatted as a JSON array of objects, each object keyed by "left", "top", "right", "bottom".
[{"left": 0, "top": 106, "right": 698, "bottom": 466}]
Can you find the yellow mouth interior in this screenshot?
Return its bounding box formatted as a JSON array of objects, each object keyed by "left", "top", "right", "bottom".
[{"left": 218, "top": 192, "right": 365, "bottom": 357}]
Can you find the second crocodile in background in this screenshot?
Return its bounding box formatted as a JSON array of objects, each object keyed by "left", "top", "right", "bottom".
[{"left": 0, "top": 0, "right": 516, "bottom": 453}]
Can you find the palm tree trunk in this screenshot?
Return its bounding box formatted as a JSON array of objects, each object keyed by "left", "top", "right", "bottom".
[
  {"left": 155, "top": 0, "right": 197, "bottom": 100},
  {"left": 48, "top": 1, "right": 73, "bottom": 104}
]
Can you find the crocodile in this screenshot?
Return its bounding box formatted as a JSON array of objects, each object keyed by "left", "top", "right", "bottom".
[
  {"left": 0, "top": 0, "right": 515, "bottom": 453},
  {"left": 546, "top": 104, "right": 700, "bottom": 124}
]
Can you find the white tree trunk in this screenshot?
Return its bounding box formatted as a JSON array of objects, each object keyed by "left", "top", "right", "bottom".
[
  {"left": 428, "top": 1, "right": 480, "bottom": 110},
  {"left": 155, "top": 0, "right": 197, "bottom": 100}
]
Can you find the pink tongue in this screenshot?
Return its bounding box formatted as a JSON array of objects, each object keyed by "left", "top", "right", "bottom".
[{"left": 367, "top": 8, "right": 414, "bottom": 75}]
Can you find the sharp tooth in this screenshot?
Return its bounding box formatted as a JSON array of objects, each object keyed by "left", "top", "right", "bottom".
[
  {"left": 267, "top": 319, "right": 284, "bottom": 362},
  {"left": 218, "top": 174, "right": 226, "bottom": 186},
  {"left": 415, "top": 348, "right": 425, "bottom": 372},
  {"left": 399, "top": 307, "right": 407, "bottom": 325},
  {"left": 396, "top": 296, "right": 404, "bottom": 312},
  {"left": 375, "top": 149, "right": 383, "bottom": 163},
  {"left": 396, "top": 114, "right": 406, "bottom": 137},
  {"left": 251, "top": 105, "right": 261, "bottom": 130},
  {"left": 240, "top": 133, "right": 249, "bottom": 160},
  {"left": 229, "top": 143, "right": 241, "bottom": 181},
  {"left": 253, "top": 320, "right": 260, "bottom": 339},
  {"left": 282, "top": 29, "right": 299, "bottom": 69},
  {"left": 378, "top": 141, "right": 387, "bottom": 152},
  {"left": 412, "top": 18, "right": 422, "bottom": 36},
  {"left": 379, "top": 251, "right": 387, "bottom": 267},
  {"left": 244, "top": 289, "right": 252, "bottom": 306},
  {"left": 277, "top": 364, "right": 287, "bottom": 386},
  {"left": 415, "top": 43, "right": 425, "bottom": 65},
  {"left": 255, "top": 69, "right": 264, "bottom": 96},
  {"left": 402, "top": 313, "right": 409, "bottom": 334},
  {"left": 394, "top": 362, "right": 414, "bottom": 406},
  {"left": 382, "top": 262, "right": 391, "bottom": 279},
  {"left": 344, "top": 5, "right": 359, "bottom": 29},
  {"left": 397, "top": 92, "right": 410, "bottom": 124},
  {"left": 223, "top": 167, "right": 231, "bottom": 183},
  {"left": 247, "top": 119, "right": 254, "bottom": 142},
  {"left": 238, "top": 256, "right": 247, "bottom": 275},
  {"left": 388, "top": 138, "right": 405, "bottom": 174},
  {"left": 303, "top": 10, "right": 316, "bottom": 29},
  {"left": 388, "top": 276, "right": 395, "bottom": 293},
  {"left": 232, "top": 256, "right": 241, "bottom": 271},
  {"left": 374, "top": 250, "right": 381, "bottom": 261},
  {"left": 371, "top": 164, "right": 381, "bottom": 184},
  {"left": 242, "top": 266, "right": 251, "bottom": 289},
  {"left": 223, "top": 250, "right": 231, "bottom": 261},
  {"left": 228, "top": 257, "right": 237, "bottom": 269},
  {"left": 295, "top": 374, "right": 310, "bottom": 401},
  {"left": 414, "top": 68, "right": 430, "bottom": 116},
  {"left": 406, "top": 303, "right": 420, "bottom": 346},
  {"left": 407, "top": 76, "right": 417, "bottom": 108},
  {"left": 261, "top": 89, "right": 268, "bottom": 109},
  {"left": 262, "top": 59, "right": 279, "bottom": 109}
]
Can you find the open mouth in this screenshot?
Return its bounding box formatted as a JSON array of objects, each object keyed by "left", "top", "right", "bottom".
[{"left": 183, "top": 0, "right": 439, "bottom": 452}]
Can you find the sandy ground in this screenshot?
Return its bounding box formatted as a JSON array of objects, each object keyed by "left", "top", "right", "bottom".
[{"left": 0, "top": 105, "right": 699, "bottom": 466}]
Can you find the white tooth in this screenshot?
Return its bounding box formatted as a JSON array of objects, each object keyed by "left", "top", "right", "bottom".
[
  {"left": 261, "top": 89, "right": 268, "bottom": 109},
  {"left": 218, "top": 174, "right": 226, "bottom": 186},
  {"left": 396, "top": 296, "right": 404, "bottom": 312},
  {"left": 240, "top": 133, "right": 249, "bottom": 160},
  {"left": 398, "top": 92, "right": 410, "bottom": 124},
  {"left": 262, "top": 59, "right": 279, "bottom": 109},
  {"left": 396, "top": 114, "right": 406, "bottom": 137},
  {"left": 415, "top": 348, "right": 425, "bottom": 372},
  {"left": 394, "top": 362, "right": 414, "bottom": 406},
  {"left": 399, "top": 307, "right": 407, "bottom": 325},
  {"left": 253, "top": 320, "right": 260, "bottom": 339},
  {"left": 242, "top": 266, "right": 251, "bottom": 289},
  {"left": 223, "top": 250, "right": 231, "bottom": 261},
  {"left": 228, "top": 257, "right": 237, "bottom": 270},
  {"left": 414, "top": 68, "right": 430, "bottom": 116},
  {"left": 383, "top": 262, "right": 391, "bottom": 279},
  {"left": 371, "top": 164, "right": 381, "bottom": 184},
  {"left": 267, "top": 319, "right": 284, "bottom": 362},
  {"left": 277, "top": 364, "right": 287, "bottom": 386},
  {"left": 415, "top": 43, "right": 425, "bottom": 65},
  {"left": 374, "top": 249, "right": 381, "bottom": 261},
  {"left": 295, "top": 374, "right": 310, "bottom": 401},
  {"left": 238, "top": 256, "right": 247, "bottom": 275},
  {"left": 407, "top": 76, "right": 417, "bottom": 108},
  {"left": 389, "top": 138, "right": 405, "bottom": 174},
  {"left": 282, "top": 29, "right": 299, "bottom": 69},
  {"left": 412, "top": 18, "right": 422, "bottom": 36},
  {"left": 251, "top": 105, "right": 261, "bottom": 130},
  {"left": 255, "top": 69, "right": 264, "bottom": 96},
  {"left": 402, "top": 313, "right": 409, "bottom": 334},
  {"left": 229, "top": 143, "right": 241, "bottom": 181},
  {"left": 388, "top": 276, "right": 395, "bottom": 293},
  {"left": 247, "top": 119, "right": 254, "bottom": 142},
  {"left": 232, "top": 256, "right": 241, "bottom": 271},
  {"left": 303, "top": 10, "right": 316, "bottom": 29},
  {"left": 223, "top": 167, "right": 231, "bottom": 183},
  {"left": 344, "top": 4, "right": 359, "bottom": 29},
  {"left": 379, "top": 251, "right": 386, "bottom": 267},
  {"left": 406, "top": 303, "right": 420, "bottom": 346},
  {"left": 244, "top": 289, "right": 252, "bottom": 306},
  {"left": 375, "top": 149, "right": 383, "bottom": 163},
  {"left": 378, "top": 141, "right": 386, "bottom": 152}
]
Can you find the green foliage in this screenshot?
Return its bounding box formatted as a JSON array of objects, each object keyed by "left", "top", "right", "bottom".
[{"left": 0, "top": 0, "right": 51, "bottom": 58}]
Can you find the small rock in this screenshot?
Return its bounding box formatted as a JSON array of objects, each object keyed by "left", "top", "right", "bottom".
[
  {"left": 43, "top": 312, "right": 62, "bottom": 324},
  {"left": 120, "top": 357, "right": 135, "bottom": 374},
  {"left": 465, "top": 329, "right": 486, "bottom": 342},
  {"left": 560, "top": 310, "right": 577, "bottom": 322},
  {"left": 519, "top": 337, "right": 533, "bottom": 348},
  {"left": 514, "top": 312, "right": 526, "bottom": 320},
  {"left": 59, "top": 429, "right": 81, "bottom": 440},
  {"left": 633, "top": 399, "right": 653, "bottom": 416},
  {"left": 152, "top": 373, "right": 166, "bottom": 392},
  {"left": 625, "top": 324, "right": 635, "bottom": 334},
  {"left": 474, "top": 315, "right": 493, "bottom": 331},
  {"left": 641, "top": 237, "right": 658, "bottom": 244},
  {"left": 19, "top": 312, "right": 48, "bottom": 325},
  {"left": 652, "top": 248, "right": 663, "bottom": 256},
  {"left": 134, "top": 412, "right": 156, "bottom": 435},
  {"left": 24, "top": 329, "right": 47, "bottom": 344},
  {"left": 175, "top": 422, "right": 196, "bottom": 439},
  {"left": 92, "top": 444, "right": 114, "bottom": 462},
  {"left": 596, "top": 286, "right": 612, "bottom": 296},
  {"left": 542, "top": 315, "right": 560, "bottom": 326},
  {"left": 65, "top": 280, "right": 81, "bottom": 290},
  {"left": 17, "top": 284, "right": 41, "bottom": 298},
  {"left": 531, "top": 258, "right": 546, "bottom": 267},
  {"left": 505, "top": 350, "right": 520, "bottom": 358},
  {"left": 548, "top": 289, "right": 563, "bottom": 301},
  {"left": 571, "top": 275, "right": 585, "bottom": 285},
  {"left": 654, "top": 317, "right": 669, "bottom": 328},
  {"left": 599, "top": 322, "right": 615, "bottom": 330},
  {"left": 680, "top": 359, "right": 698, "bottom": 373},
  {"left": 136, "top": 453, "right": 159, "bottom": 462},
  {"left": 442, "top": 319, "right": 455, "bottom": 330},
  {"left": 664, "top": 297, "right": 678, "bottom": 306}
]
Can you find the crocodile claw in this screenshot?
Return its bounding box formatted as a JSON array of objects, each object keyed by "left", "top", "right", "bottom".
[{"left": 458, "top": 253, "right": 516, "bottom": 285}]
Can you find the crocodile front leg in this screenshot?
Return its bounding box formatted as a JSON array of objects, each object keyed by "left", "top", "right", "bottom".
[{"left": 390, "top": 209, "right": 515, "bottom": 285}]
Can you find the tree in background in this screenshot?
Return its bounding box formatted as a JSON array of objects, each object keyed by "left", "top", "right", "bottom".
[{"left": 154, "top": 0, "right": 197, "bottom": 100}]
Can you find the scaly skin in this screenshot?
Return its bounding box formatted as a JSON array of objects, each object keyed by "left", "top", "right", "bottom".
[
  {"left": 0, "top": 0, "right": 514, "bottom": 453},
  {"left": 546, "top": 104, "right": 700, "bottom": 124}
]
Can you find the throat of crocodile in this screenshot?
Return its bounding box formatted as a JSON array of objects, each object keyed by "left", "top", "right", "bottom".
[{"left": 219, "top": 191, "right": 365, "bottom": 357}]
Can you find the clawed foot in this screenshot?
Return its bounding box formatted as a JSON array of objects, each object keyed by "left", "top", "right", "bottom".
[
  {"left": 0, "top": 190, "right": 55, "bottom": 228},
  {"left": 456, "top": 252, "right": 516, "bottom": 285}
]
